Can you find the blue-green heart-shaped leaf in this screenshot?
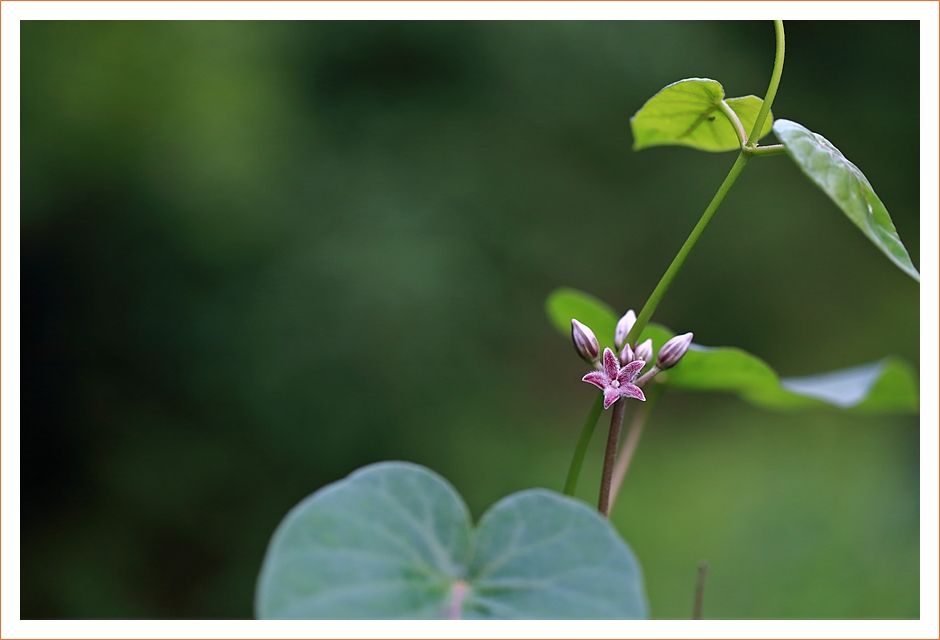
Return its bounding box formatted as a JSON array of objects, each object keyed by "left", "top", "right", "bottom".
[
  {"left": 773, "top": 119, "right": 919, "bottom": 281},
  {"left": 464, "top": 489, "right": 647, "bottom": 619},
  {"left": 255, "top": 461, "right": 470, "bottom": 619},
  {"left": 546, "top": 288, "right": 918, "bottom": 414},
  {"left": 256, "top": 461, "right": 648, "bottom": 619},
  {"left": 630, "top": 78, "right": 772, "bottom": 152}
]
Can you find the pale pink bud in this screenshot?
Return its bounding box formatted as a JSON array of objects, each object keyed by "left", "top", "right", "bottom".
[
  {"left": 614, "top": 310, "right": 637, "bottom": 351},
  {"left": 656, "top": 332, "right": 693, "bottom": 370},
  {"left": 634, "top": 338, "right": 654, "bottom": 364},
  {"left": 619, "top": 343, "right": 635, "bottom": 365},
  {"left": 571, "top": 319, "right": 600, "bottom": 363}
]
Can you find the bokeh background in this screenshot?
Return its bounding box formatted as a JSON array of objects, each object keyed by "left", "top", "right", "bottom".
[{"left": 21, "top": 20, "right": 920, "bottom": 619}]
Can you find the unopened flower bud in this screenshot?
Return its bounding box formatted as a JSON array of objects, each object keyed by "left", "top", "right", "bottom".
[
  {"left": 634, "top": 338, "right": 654, "bottom": 364},
  {"left": 571, "top": 319, "right": 600, "bottom": 363},
  {"left": 618, "top": 343, "right": 635, "bottom": 365},
  {"left": 614, "top": 310, "right": 637, "bottom": 351},
  {"left": 656, "top": 332, "right": 693, "bottom": 370}
]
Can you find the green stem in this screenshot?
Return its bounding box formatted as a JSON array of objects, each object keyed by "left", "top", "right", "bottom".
[
  {"left": 625, "top": 151, "right": 750, "bottom": 346},
  {"left": 563, "top": 392, "right": 604, "bottom": 496},
  {"left": 562, "top": 20, "right": 788, "bottom": 496},
  {"left": 624, "top": 20, "right": 786, "bottom": 347},
  {"left": 746, "top": 144, "right": 786, "bottom": 157},
  {"left": 746, "top": 20, "right": 785, "bottom": 149},
  {"left": 718, "top": 100, "right": 747, "bottom": 148}
]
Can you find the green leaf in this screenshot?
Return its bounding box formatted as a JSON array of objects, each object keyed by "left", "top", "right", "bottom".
[
  {"left": 545, "top": 287, "right": 619, "bottom": 352},
  {"left": 773, "top": 119, "right": 919, "bottom": 281},
  {"left": 464, "top": 489, "right": 647, "bottom": 619},
  {"left": 255, "top": 461, "right": 470, "bottom": 619},
  {"left": 638, "top": 325, "right": 918, "bottom": 414},
  {"left": 545, "top": 288, "right": 918, "bottom": 414},
  {"left": 630, "top": 78, "right": 773, "bottom": 152},
  {"left": 778, "top": 358, "right": 919, "bottom": 412},
  {"left": 256, "top": 462, "right": 648, "bottom": 619}
]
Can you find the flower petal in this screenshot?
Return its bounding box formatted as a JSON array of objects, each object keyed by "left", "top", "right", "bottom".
[
  {"left": 582, "top": 371, "right": 609, "bottom": 390},
  {"left": 614, "top": 310, "right": 636, "bottom": 350},
  {"left": 619, "top": 383, "right": 646, "bottom": 402},
  {"left": 602, "top": 348, "right": 620, "bottom": 380},
  {"left": 618, "top": 359, "right": 646, "bottom": 383},
  {"left": 603, "top": 387, "right": 621, "bottom": 409}
]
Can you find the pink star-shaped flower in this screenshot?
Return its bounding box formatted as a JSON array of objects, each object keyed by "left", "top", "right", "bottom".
[{"left": 582, "top": 348, "right": 646, "bottom": 409}]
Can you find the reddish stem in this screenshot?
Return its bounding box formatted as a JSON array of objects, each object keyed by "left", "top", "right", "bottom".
[
  {"left": 448, "top": 580, "right": 468, "bottom": 619},
  {"left": 597, "top": 399, "right": 627, "bottom": 517}
]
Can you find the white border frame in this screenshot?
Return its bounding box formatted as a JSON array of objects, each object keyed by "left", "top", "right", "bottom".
[{"left": 2, "top": 3, "right": 937, "bottom": 639}]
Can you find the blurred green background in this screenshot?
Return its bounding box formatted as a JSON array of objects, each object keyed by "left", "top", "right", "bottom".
[{"left": 21, "top": 21, "right": 919, "bottom": 619}]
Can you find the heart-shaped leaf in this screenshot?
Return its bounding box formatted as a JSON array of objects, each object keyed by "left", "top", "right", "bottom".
[
  {"left": 464, "top": 488, "right": 647, "bottom": 619},
  {"left": 546, "top": 288, "right": 918, "bottom": 413},
  {"left": 773, "top": 119, "right": 919, "bottom": 281},
  {"left": 256, "top": 461, "right": 648, "bottom": 619},
  {"left": 631, "top": 78, "right": 773, "bottom": 152}
]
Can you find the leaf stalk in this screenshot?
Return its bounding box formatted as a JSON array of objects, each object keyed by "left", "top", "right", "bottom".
[
  {"left": 746, "top": 143, "right": 787, "bottom": 157},
  {"left": 718, "top": 100, "right": 747, "bottom": 148}
]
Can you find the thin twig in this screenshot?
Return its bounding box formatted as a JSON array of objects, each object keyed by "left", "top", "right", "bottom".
[
  {"left": 607, "top": 404, "right": 647, "bottom": 511},
  {"left": 607, "top": 384, "right": 663, "bottom": 514},
  {"left": 693, "top": 561, "right": 709, "bottom": 620}
]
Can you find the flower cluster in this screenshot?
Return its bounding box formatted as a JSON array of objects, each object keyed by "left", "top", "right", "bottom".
[{"left": 570, "top": 311, "right": 693, "bottom": 410}]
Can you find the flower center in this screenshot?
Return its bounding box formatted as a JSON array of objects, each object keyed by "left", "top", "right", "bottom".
[{"left": 610, "top": 379, "right": 620, "bottom": 388}]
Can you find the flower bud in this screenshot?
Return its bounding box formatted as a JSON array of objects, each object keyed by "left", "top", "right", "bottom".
[
  {"left": 618, "top": 343, "right": 635, "bottom": 365},
  {"left": 614, "top": 310, "right": 637, "bottom": 351},
  {"left": 571, "top": 319, "right": 600, "bottom": 363},
  {"left": 656, "top": 332, "right": 693, "bottom": 370},
  {"left": 634, "top": 338, "right": 654, "bottom": 364}
]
